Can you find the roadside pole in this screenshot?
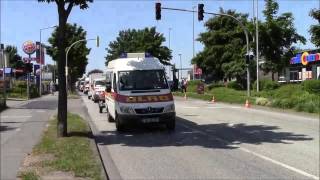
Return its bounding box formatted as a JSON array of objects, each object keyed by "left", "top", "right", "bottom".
[
  {"left": 0, "top": 45, "right": 6, "bottom": 107},
  {"left": 27, "top": 55, "right": 31, "bottom": 100},
  {"left": 160, "top": 6, "right": 251, "bottom": 97}
]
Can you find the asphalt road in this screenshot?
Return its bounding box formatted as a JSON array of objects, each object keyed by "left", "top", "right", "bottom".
[
  {"left": 81, "top": 94, "right": 319, "bottom": 180},
  {"left": 0, "top": 95, "right": 57, "bottom": 180}
]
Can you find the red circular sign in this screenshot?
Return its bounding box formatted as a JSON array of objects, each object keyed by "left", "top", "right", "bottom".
[{"left": 22, "top": 41, "right": 36, "bottom": 55}]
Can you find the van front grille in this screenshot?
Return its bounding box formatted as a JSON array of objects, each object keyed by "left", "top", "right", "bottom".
[{"left": 135, "top": 107, "right": 164, "bottom": 114}]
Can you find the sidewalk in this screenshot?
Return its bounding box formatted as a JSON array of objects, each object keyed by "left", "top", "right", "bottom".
[{"left": 0, "top": 94, "right": 57, "bottom": 180}]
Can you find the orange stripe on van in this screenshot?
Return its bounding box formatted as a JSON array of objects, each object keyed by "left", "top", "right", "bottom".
[{"left": 112, "top": 93, "right": 173, "bottom": 103}]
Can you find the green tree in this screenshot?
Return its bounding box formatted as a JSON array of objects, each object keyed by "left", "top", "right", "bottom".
[
  {"left": 4, "top": 45, "right": 23, "bottom": 69},
  {"left": 38, "top": 0, "right": 92, "bottom": 137},
  {"left": 309, "top": 8, "right": 320, "bottom": 47},
  {"left": 192, "top": 8, "right": 251, "bottom": 84},
  {"left": 105, "top": 27, "right": 172, "bottom": 65},
  {"left": 260, "top": 0, "right": 306, "bottom": 80},
  {"left": 47, "top": 23, "right": 90, "bottom": 90}
]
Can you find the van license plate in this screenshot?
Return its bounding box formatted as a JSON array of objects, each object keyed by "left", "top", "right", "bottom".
[{"left": 142, "top": 117, "right": 159, "bottom": 123}]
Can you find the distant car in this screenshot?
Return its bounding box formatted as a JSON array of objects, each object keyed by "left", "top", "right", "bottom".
[
  {"left": 84, "top": 84, "right": 90, "bottom": 95},
  {"left": 92, "top": 79, "right": 106, "bottom": 103}
]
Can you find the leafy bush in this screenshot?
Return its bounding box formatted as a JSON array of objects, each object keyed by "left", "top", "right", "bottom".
[
  {"left": 302, "top": 80, "right": 320, "bottom": 95},
  {"left": 226, "top": 81, "right": 244, "bottom": 90},
  {"left": 253, "top": 79, "right": 279, "bottom": 91},
  {"left": 207, "top": 82, "right": 225, "bottom": 90},
  {"left": 255, "top": 97, "right": 270, "bottom": 106}
]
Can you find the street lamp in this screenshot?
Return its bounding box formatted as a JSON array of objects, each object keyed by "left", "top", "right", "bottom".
[
  {"left": 65, "top": 36, "right": 99, "bottom": 93},
  {"left": 168, "top": 27, "right": 172, "bottom": 80},
  {"left": 40, "top": 25, "right": 57, "bottom": 96},
  {"left": 192, "top": 6, "right": 196, "bottom": 80},
  {"left": 178, "top": 53, "right": 182, "bottom": 81}
]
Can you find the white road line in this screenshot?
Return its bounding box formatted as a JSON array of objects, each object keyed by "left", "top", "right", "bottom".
[
  {"left": 182, "top": 107, "right": 200, "bottom": 109},
  {"left": 15, "top": 128, "right": 21, "bottom": 132},
  {"left": 206, "top": 106, "right": 241, "bottom": 109},
  {"left": 36, "top": 110, "right": 46, "bottom": 113},
  {"left": 1, "top": 115, "right": 32, "bottom": 118},
  {"left": 178, "top": 123, "right": 319, "bottom": 180}
]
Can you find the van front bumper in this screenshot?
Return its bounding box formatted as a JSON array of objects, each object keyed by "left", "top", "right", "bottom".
[{"left": 117, "top": 112, "right": 176, "bottom": 125}]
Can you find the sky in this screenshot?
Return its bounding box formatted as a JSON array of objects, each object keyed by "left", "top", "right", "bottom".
[{"left": 1, "top": 0, "right": 319, "bottom": 76}]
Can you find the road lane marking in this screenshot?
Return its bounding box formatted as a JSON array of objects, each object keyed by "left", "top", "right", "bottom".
[
  {"left": 1, "top": 115, "right": 32, "bottom": 118},
  {"left": 206, "top": 106, "right": 241, "bottom": 109},
  {"left": 178, "top": 122, "right": 319, "bottom": 180},
  {"left": 15, "top": 128, "right": 21, "bottom": 132},
  {"left": 36, "top": 110, "right": 46, "bottom": 113},
  {"left": 182, "top": 106, "right": 200, "bottom": 109}
]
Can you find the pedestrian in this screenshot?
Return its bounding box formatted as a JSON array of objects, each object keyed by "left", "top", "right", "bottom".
[
  {"left": 50, "top": 81, "right": 55, "bottom": 95},
  {"left": 181, "top": 78, "right": 188, "bottom": 95}
]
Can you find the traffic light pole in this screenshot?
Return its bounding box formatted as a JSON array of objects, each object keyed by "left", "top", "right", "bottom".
[{"left": 161, "top": 7, "right": 251, "bottom": 97}]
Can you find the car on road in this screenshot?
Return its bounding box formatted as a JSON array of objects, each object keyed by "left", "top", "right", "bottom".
[
  {"left": 92, "top": 78, "right": 106, "bottom": 103},
  {"left": 104, "top": 53, "right": 176, "bottom": 131}
]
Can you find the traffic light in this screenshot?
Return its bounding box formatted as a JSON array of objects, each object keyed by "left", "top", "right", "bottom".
[
  {"left": 198, "top": 4, "right": 204, "bottom": 21},
  {"left": 96, "top": 36, "right": 100, "bottom": 47},
  {"left": 245, "top": 54, "right": 254, "bottom": 64},
  {"left": 155, "top": 3, "right": 161, "bottom": 20}
]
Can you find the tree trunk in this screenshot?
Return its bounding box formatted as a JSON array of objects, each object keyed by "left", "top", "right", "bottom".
[{"left": 57, "top": 7, "right": 68, "bottom": 137}]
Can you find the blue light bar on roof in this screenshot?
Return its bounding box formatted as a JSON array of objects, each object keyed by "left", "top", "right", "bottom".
[{"left": 120, "top": 53, "right": 127, "bottom": 58}]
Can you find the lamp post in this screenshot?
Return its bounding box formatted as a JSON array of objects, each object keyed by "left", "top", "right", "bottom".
[
  {"left": 40, "top": 25, "right": 57, "bottom": 96},
  {"left": 192, "top": 6, "right": 196, "bottom": 80},
  {"left": 255, "top": 0, "right": 260, "bottom": 92},
  {"left": 168, "top": 27, "right": 172, "bottom": 80},
  {"left": 178, "top": 53, "right": 182, "bottom": 81},
  {"left": 65, "top": 36, "right": 99, "bottom": 94}
]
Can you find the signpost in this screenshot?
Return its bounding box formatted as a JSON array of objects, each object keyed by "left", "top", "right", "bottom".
[{"left": 22, "top": 41, "right": 36, "bottom": 99}]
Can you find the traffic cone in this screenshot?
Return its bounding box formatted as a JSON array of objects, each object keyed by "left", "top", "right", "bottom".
[
  {"left": 245, "top": 99, "right": 251, "bottom": 108},
  {"left": 211, "top": 96, "right": 215, "bottom": 103}
]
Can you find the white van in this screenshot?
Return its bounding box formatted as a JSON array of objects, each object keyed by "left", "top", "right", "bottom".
[{"left": 104, "top": 53, "right": 176, "bottom": 131}]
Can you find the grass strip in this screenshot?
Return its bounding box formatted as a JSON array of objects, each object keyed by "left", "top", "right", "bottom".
[{"left": 30, "top": 113, "right": 102, "bottom": 180}]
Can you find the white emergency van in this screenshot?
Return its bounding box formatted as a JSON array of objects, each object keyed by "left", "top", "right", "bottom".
[{"left": 104, "top": 53, "right": 176, "bottom": 131}]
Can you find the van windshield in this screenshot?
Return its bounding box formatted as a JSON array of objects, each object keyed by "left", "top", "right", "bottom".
[
  {"left": 95, "top": 80, "right": 106, "bottom": 86},
  {"left": 119, "top": 70, "right": 168, "bottom": 91}
]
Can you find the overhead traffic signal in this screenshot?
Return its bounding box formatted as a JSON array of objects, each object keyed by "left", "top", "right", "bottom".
[
  {"left": 156, "top": 3, "right": 161, "bottom": 20},
  {"left": 96, "top": 36, "right": 100, "bottom": 47},
  {"left": 198, "top": 4, "right": 204, "bottom": 21}
]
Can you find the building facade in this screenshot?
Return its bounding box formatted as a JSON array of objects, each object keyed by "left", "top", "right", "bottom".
[{"left": 279, "top": 50, "right": 320, "bottom": 82}]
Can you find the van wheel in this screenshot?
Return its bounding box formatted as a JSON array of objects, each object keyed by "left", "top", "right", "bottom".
[
  {"left": 166, "top": 119, "right": 176, "bottom": 131},
  {"left": 115, "top": 115, "right": 124, "bottom": 131},
  {"left": 106, "top": 107, "right": 114, "bottom": 122}
]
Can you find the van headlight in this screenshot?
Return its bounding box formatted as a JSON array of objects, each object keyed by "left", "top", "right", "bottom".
[
  {"left": 120, "top": 106, "right": 135, "bottom": 114},
  {"left": 163, "top": 104, "right": 175, "bottom": 113}
]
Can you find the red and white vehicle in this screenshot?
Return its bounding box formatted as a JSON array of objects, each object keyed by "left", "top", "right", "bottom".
[
  {"left": 91, "top": 78, "right": 106, "bottom": 103},
  {"left": 104, "top": 53, "right": 176, "bottom": 131}
]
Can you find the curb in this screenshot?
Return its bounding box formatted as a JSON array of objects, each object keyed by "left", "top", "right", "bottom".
[{"left": 77, "top": 96, "right": 122, "bottom": 180}]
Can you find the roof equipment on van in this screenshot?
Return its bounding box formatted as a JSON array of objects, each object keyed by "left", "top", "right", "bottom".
[{"left": 119, "top": 52, "right": 153, "bottom": 59}]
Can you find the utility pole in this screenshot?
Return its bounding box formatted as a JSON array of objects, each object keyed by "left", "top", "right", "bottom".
[
  {"left": 192, "top": 6, "right": 196, "bottom": 80},
  {"left": 40, "top": 25, "right": 56, "bottom": 96},
  {"left": 255, "top": 0, "right": 260, "bottom": 92},
  {"left": 0, "top": 44, "right": 6, "bottom": 107},
  {"left": 168, "top": 27, "right": 172, "bottom": 80},
  {"left": 179, "top": 53, "right": 182, "bottom": 81}
]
